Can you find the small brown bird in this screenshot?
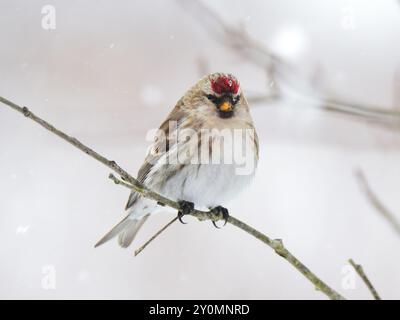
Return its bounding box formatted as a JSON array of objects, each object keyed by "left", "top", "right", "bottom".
[{"left": 95, "top": 72, "right": 259, "bottom": 248}]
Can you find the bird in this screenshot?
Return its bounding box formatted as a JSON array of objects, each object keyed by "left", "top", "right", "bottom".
[{"left": 95, "top": 72, "right": 259, "bottom": 248}]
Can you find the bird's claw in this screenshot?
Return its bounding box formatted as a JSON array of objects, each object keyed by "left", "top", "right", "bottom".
[
  {"left": 210, "top": 205, "right": 229, "bottom": 228},
  {"left": 177, "top": 200, "right": 194, "bottom": 224}
]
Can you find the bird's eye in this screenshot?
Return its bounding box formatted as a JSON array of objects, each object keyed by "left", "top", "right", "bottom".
[
  {"left": 233, "top": 94, "right": 241, "bottom": 105},
  {"left": 206, "top": 94, "right": 219, "bottom": 104}
]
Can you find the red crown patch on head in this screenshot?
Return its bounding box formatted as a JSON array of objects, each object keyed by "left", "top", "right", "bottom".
[{"left": 211, "top": 75, "right": 239, "bottom": 95}]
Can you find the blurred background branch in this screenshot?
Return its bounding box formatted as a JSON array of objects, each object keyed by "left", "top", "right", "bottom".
[
  {"left": 179, "top": 0, "right": 400, "bottom": 129},
  {"left": 355, "top": 169, "right": 400, "bottom": 237}
]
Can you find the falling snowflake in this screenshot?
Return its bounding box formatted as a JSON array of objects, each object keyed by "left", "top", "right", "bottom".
[
  {"left": 16, "top": 225, "right": 30, "bottom": 234},
  {"left": 271, "top": 25, "right": 308, "bottom": 60}
]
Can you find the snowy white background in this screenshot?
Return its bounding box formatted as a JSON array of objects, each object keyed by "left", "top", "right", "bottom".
[{"left": 0, "top": 0, "right": 400, "bottom": 299}]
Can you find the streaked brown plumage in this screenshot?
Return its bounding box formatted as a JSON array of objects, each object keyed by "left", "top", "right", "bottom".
[{"left": 95, "top": 73, "right": 258, "bottom": 248}]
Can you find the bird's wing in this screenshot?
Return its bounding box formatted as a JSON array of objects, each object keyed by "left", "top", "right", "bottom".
[{"left": 125, "top": 100, "right": 188, "bottom": 210}]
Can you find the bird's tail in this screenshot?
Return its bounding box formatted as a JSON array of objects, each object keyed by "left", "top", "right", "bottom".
[{"left": 94, "top": 214, "right": 149, "bottom": 248}]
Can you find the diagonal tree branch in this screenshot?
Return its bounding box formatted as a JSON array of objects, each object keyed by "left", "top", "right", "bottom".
[
  {"left": 349, "top": 259, "right": 381, "bottom": 300},
  {"left": 0, "top": 95, "right": 345, "bottom": 300}
]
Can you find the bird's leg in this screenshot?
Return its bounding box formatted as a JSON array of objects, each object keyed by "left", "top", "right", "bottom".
[
  {"left": 209, "top": 205, "right": 229, "bottom": 228},
  {"left": 177, "top": 200, "right": 195, "bottom": 224}
]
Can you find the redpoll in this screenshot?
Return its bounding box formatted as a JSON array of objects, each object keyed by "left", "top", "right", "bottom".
[{"left": 95, "top": 73, "right": 259, "bottom": 248}]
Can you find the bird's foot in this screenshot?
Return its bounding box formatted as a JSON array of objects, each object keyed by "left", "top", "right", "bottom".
[
  {"left": 210, "top": 205, "right": 229, "bottom": 228},
  {"left": 177, "top": 200, "right": 195, "bottom": 224}
]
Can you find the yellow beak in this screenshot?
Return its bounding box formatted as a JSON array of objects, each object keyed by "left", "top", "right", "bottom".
[{"left": 219, "top": 101, "right": 233, "bottom": 112}]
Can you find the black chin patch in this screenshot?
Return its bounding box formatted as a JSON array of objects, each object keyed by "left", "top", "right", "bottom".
[{"left": 218, "top": 110, "right": 234, "bottom": 119}]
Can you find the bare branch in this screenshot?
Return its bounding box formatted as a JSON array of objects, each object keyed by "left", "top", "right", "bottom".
[
  {"left": 349, "top": 259, "right": 381, "bottom": 300},
  {"left": 109, "top": 173, "right": 135, "bottom": 189},
  {"left": 0, "top": 95, "right": 345, "bottom": 300},
  {"left": 134, "top": 217, "right": 179, "bottom": 256},
  {"left": 355, "top": 169, "right": 400, "bottom": 236}
]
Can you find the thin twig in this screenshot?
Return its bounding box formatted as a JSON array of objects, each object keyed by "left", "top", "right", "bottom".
[
  {"left": 0, "top": 95, "right": 345, "bottom": 300},
  {"left": 134, "top": 216, "right": 179, "bottom": 256},
  {"left": 349, "top": 259, "right": 381, "bottom": 300},
  {"left": 109, "top": 173, "right": 179, "bottom": 255},
  {"left": 355, "top": 169, "right": 400, "bottom": 236},
  {"left": 109, "top": 173, "right": 135, "bottom": 189}
]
